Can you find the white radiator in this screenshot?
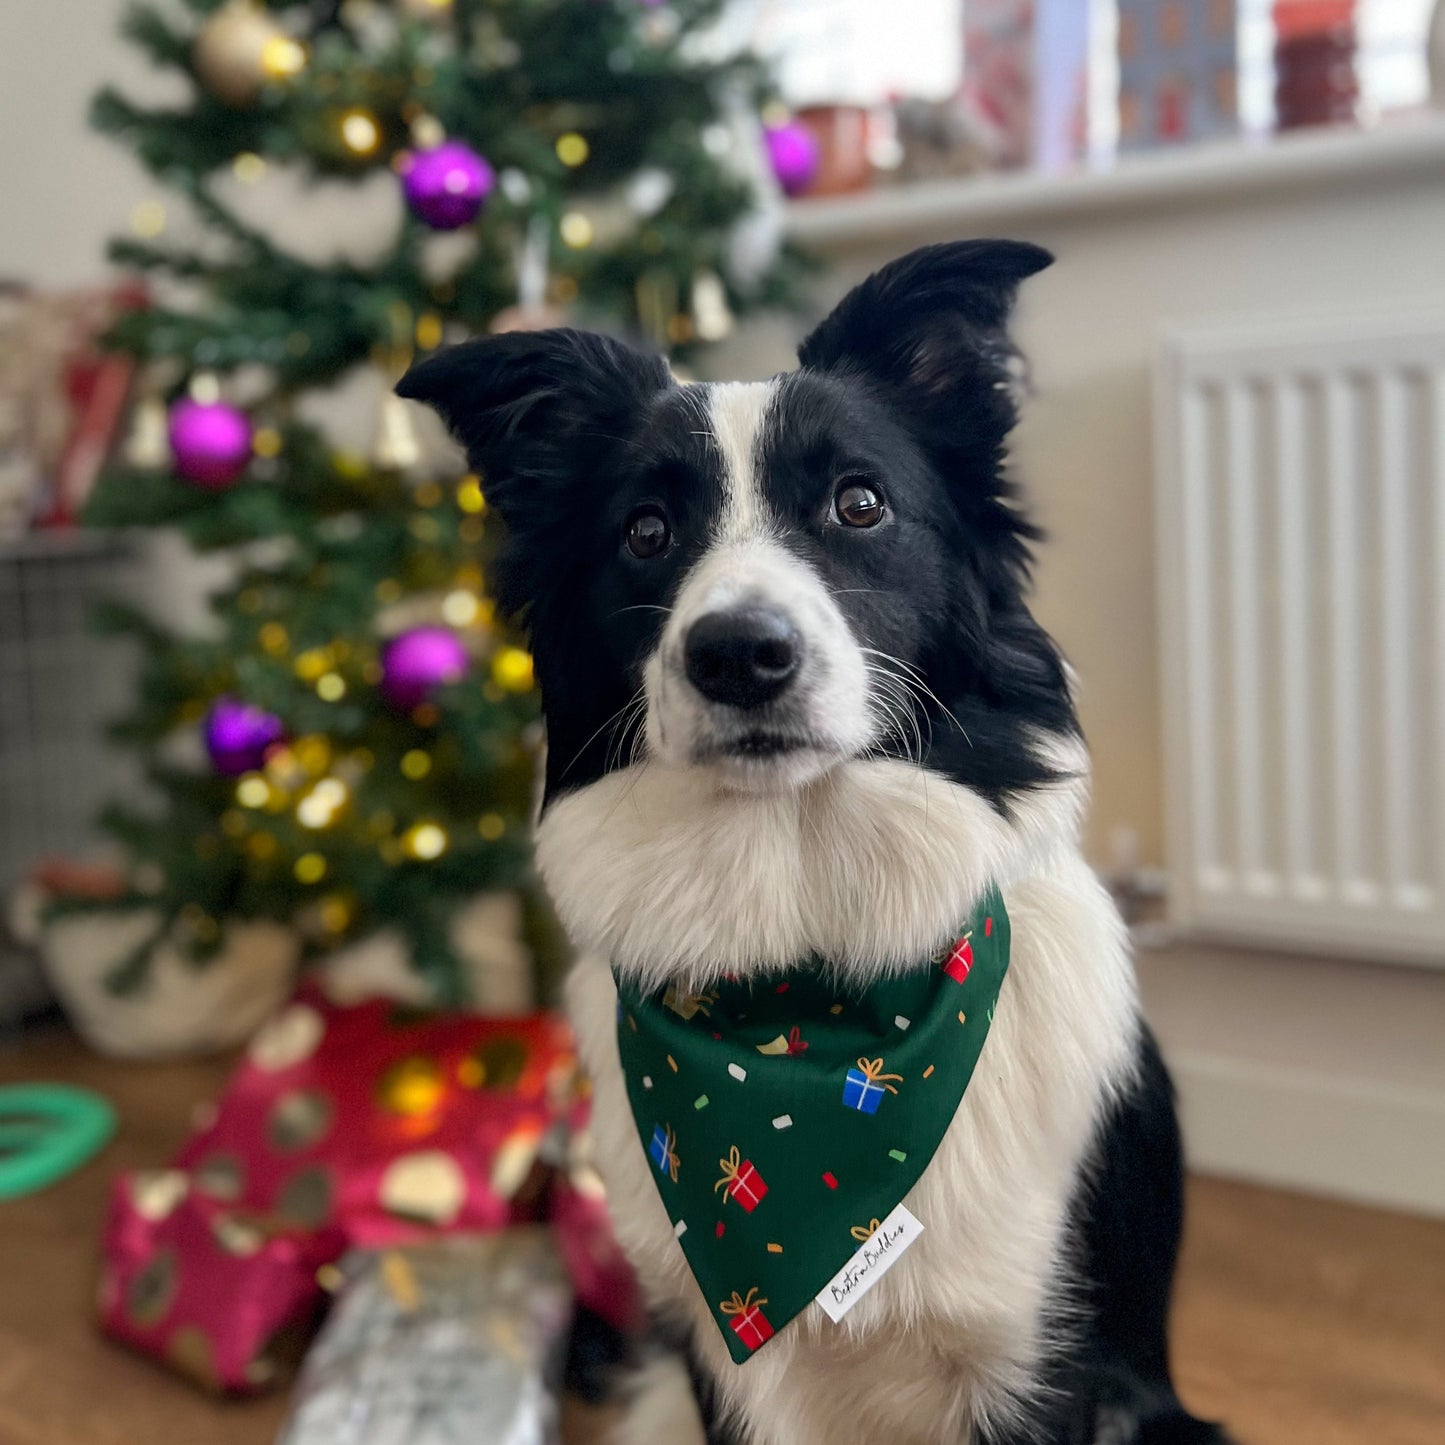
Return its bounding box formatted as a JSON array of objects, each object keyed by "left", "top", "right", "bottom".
[{"left": 1154, "top": 307, "right": 1445, "bottom": 967}]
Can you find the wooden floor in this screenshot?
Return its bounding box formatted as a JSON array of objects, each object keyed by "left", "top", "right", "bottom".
[{"left": 1, "top": 1026, "right": 1441, "bottom": 1445}]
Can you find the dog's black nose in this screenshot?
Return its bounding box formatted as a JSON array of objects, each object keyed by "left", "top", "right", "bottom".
[{"left": 684, "top": 607, "right": 801, "bottom": 709}]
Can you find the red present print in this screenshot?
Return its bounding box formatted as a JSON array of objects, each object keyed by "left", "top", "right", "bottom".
[
  {"left": 944, "top": 933, "right": 974, "bottom": 984},
  {"left": 720, "top": 1288, "right": 772, "bottom": 1351},
  {"left": 714, "top": 1146, "right": 768, "bottom": 1212}
]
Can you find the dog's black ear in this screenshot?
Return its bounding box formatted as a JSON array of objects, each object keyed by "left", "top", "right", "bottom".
[
  {"left": 797, "top": 240, "right": 1051, "bottom": 416},
  {"left": 396, "top": 328, "right": 671, "bottom": 527},
  {"left": 398, "top": 328, "right": 671, "bottom": 622}
]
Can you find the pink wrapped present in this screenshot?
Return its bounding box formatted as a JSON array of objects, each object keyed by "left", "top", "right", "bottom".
[
  {"left": 99, "top": 984, "right": 599, "bottom": 1391},
  {"left": 99, "top": 1169, "right": 341, "bottom": 1392}
]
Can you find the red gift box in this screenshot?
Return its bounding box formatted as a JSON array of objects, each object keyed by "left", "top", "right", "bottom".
[
  {"left": 99, "top": 983, "right": 595, "bottom": 1392},
  {"left": 98, "top": 1170, "right": 341, "bottom": 1393},
  {"left": 714, "top": 1146, "right": 768, "bottom": 1213},
  {"left": 720, "top": 1288, "right": 773, "bottom": 1351},
  {"left": 943, "top": 934, "right": 974, "bottom": 983}
]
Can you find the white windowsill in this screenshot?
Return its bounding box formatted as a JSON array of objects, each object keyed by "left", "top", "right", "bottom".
[{"left": 786, "top": 113, "right": 1445, "bottom": 247}]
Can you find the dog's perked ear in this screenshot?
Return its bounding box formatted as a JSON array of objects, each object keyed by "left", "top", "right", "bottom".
[
  {"left": 797, "top": 239, "right": 1052, "bottom": 439},
  {"left": 396, "top": 328, "right": 671, "bottom": 617}
]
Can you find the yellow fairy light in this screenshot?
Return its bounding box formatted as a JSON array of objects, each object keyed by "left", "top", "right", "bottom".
[
  {"left": 351, "top": 748, "right": 375, "bottom": 773},
  {"left": 409, "top": 515, "right": 441, "bottom": 543},
  {"left": 294, "top": 852, "right": 328, "bottom": 884},
  {"left": 441, "top": 590, "right": 480, "bottom": 627},
  {"left": 293, "top": 648, "right": 332, "bottom": 682},
  {"left": 252, "top": 426, "right": 283, "bottom": 458},
  {"left": 316, "top": 672, "right": 347, "bottom": 702},
  {"left": 297, "top": 777, "right": 348, "bottom": 829},
  {"left": 220, "top": 809, "right": 248, "bottom": 838},
  {"left": 232, "top": 151, "right": 266, "bottom": 183},
  {"left": 334, "top": 450, "right": 369, "bottom": 479},
  {"left": 190, "top": 373, "right": 222, "bottom": 404},
  {"left": 412, "top": 703, "right": 440, "bottom": 727},
  {"left": 261, "top": 35, "right": 307, "bottom": 80},
  {"left": 559, "top": 212, "right": 594, "bottom": 249},
  {"left": 555, "top": 132, "right": 590, "bottom": 168},
  {"left": 314, "top": 778, "right": 348, "bottom": 807},
  {"left": 246, "top": 832, "right": 278, "bottom": 861},
  {"left": 296, "top": 793, "right": 334, "bottom": 829},
  {"left": 491, "top": 646, "right": 534, "bottom": 692},
  {"left": 414, "top": 480, "right": 443, "bottom": 508},
  {"left": 362, "top": 658, "right": 384, "bottom": 684},
  {"left": 317, "top": 892, "right": 354, "bottom": 935},
  {"left": 236, "top": 774, "right": 270, "bottom": 809},
  {"left": 456, "top": 476, "right": 486, "bottom": 514},
  {"left": 131, "top": 201, "right": 166, "bottom": 239},
  {"left": 402, "top": 822, "right": 448, "bottom": 860},
  {"left": 400, "top": 749, "right": 432, "bottom": 780},
  {"left": 478, "top": 813, "right": 506, "bottom": 841},
  {"left": 259, "top": 622, "right": 289, "bottom": 656},
  {"left": 375, "top": 578, "right": 403, "bottom": 603},
  {"left": 293, "top": 735, "right": 332, "bottom": 776},
  {"left": 415, "top": 312, "right": 444, "bottom": 351},
  {"left": 238, "top": 588, "right": 264, "bottom": 613},
  {"left": 340, "top": 108, "right": 381, "bottom": 156}
]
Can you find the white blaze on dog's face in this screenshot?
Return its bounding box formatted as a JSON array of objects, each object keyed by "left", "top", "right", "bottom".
[
  {"left": 397, "top": 241, "right": 1076, "bottom": 818},
  {"left": 641, "top": 383, "right": 874, "bottom": 791}
]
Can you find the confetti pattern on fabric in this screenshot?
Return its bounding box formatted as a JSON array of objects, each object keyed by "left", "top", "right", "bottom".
[{"left": 614, "top": 887, "right": 1010, "bottom": 1364}]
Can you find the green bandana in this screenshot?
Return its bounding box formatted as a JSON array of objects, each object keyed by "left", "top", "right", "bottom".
[{"left": 614, "top": 887, "right": 1010, "bottom": 1364}]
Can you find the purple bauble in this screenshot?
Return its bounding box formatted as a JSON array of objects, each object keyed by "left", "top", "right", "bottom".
[
  {"left": 764, "top": 120, "right": 820, "bottom": 199},
  {"left": 205, "top": 696, "right": 285, "bottom": 775},
  {"left": 169, "top": 398, "right": 253, "bottom": 489},
  {"left": 401, "top": 141, "right": 495, "bottom": 231},
  {"left": 380, "top": 627, "right": 470, "bottom": 709}
]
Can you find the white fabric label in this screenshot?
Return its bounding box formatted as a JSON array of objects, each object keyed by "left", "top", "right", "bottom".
[{"left": 814, "top": 1202, "right": 924, "bottom": 1323}]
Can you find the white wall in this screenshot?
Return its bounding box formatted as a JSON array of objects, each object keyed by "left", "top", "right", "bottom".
[{"left": 0, "top": 1, "right": 166, "bottom": 285}]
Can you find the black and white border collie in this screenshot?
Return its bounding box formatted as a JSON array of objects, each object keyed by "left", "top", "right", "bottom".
[{"left": 400, "top": 242, "right": 1228, "bottom": 1445}]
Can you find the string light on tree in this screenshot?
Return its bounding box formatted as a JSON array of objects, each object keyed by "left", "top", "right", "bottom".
[
  {"left": 555, "top": 132, "right": 590, "bottom": 168},
  {"left": 491, "top": 646, "right": 534, "bottom": 693},
  {"left": 402, "top": 822, "right": 449, "bottom": 861},
  {"left": 294, "top": 852, "right": 328, "bottom": 884},
  {"left": 340, "top": 108, "right": 382, "bottom": 156},
  {"left": 559, "top": 212, "right": 594, "bottom": 249}
]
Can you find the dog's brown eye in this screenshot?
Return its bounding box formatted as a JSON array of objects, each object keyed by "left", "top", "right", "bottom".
[
  {"left": 834, "top": 481, "right": 885, "bottom": 529},
  {"left": 625, "top": 505, "right": 671, "bottom": 559}
]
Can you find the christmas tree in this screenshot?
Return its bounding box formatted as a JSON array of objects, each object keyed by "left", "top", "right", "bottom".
[{"left": 81, "top": 0, "right": 809, "bottom": 1002}]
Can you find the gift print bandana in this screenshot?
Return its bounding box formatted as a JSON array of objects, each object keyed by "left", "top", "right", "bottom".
[{"left": 614, "top": 887, "right": 1010, "bottom": 1363}]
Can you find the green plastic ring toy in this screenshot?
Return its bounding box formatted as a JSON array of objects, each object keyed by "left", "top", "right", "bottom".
[{"left": 0, "top": 1084, "right": 117, "bottom": 1201}]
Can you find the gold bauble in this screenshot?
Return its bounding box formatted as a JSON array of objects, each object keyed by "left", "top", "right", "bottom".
[{"left": 193, "top": 1, "right": 306, "bottom": 109}]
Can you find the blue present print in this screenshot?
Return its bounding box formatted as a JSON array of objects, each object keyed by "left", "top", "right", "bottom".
[
  {"left": 842, "top": 1057, "right": 901, "bottom": 1114},
  {"left": 650, "top": 1123, "right": 679, "bottom": 1180}
]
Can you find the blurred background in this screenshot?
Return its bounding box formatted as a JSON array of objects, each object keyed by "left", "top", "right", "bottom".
[{"left": 0, "top": 2, "right": 1442, "bottom": 1443}]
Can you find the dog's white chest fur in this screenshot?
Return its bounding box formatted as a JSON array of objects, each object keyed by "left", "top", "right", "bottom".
[{"left": 539, "top": 754, "right": 1139, "bottom": 1445}]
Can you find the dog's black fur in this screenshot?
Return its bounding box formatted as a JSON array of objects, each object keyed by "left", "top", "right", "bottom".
[{"left": 401, "top": 241, "right": 1229, "bottom": 1445}]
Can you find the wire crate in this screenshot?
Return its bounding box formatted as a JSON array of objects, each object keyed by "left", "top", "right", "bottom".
[{"left": 0, "top": 532, "right": 146, "bottom": 895}]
